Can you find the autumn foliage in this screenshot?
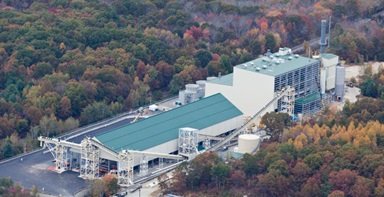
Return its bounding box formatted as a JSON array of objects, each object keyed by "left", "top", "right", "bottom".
[{"left": 170, "top": 97, "right": 384, "bottom": 196}]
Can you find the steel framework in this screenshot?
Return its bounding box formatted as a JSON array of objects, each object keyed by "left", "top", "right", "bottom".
[
  {"left": 203, "top": 138, "right": 210, "bottom": 149},
  {"left": 39, "top": 136, "right": 185, "bottom": 187},
  {"left": 117, "top": 150, "right": 134, "bottom": 186},
  {"left": 55, "top": 143, "right": 69, "bottom": 173},
  {"left": 80, "top": 138, "right": 100, "bottom": 179},
  {"left": 38, "top": 136, "right": 81, "bottom": 173},
  {"left": 140, "top": 155, "right": 148, "bottom": 176},
  {"left": 280, "top": 86, "right": 295, "bottom": 116},
  {"left": 178, "top": 128, "right": 198, "bottom": 156}
]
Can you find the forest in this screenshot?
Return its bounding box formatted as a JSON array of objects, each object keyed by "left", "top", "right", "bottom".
[
  {"left": 0, "top": 0, "right": 384, "bottom": 160},
  {"left": 166, "top": 70, "right": 384, "bottom": 196}
]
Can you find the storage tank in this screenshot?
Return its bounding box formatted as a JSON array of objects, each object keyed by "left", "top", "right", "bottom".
[
  {"left": 320, "top": 68, "right": 326, "bottom": 94},
  {"left": 325, "top": 65, "right": 336, "bottom": 90},
  {"left": 206, "top": 76, "right": 217, "bottom": 81},
  {"left": 196, "top": 80, "right": 206, "bottom": 98},
  {"left": 196, "top": 80, "right": 206, "bottom": 88},
  {"left": 178, "top": 90, "right": 185, "bottom": 105},
  {"left": 185, "top": 84, "right": 199, "bottom": 92},
  {"left": 335, "top": 66, "right": 345, "bottom": 101},
  {"left": 238, "top": 134, "right": 260, "bottom": 154}
]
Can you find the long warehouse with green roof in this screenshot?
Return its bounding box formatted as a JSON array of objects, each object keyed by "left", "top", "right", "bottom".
[
  {"left": 38, "top": 47, "right": 341, "bottom": 186},
  {"left": 38, "top": 93, "right": 245, "bottom": 186},
  {"left": 94, "top": 93, "right": 243, "bottom": 154}
]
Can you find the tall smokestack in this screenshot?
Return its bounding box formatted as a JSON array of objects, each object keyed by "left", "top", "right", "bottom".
[
  {"left": 328, "top": 16, "right": 332, "bottom": 48},
  {"left": 319, "top": 19, "right": 327, "bottom": 54}
]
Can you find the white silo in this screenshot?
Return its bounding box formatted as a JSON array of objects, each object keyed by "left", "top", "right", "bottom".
[
  {"left": 335, "top": 66, "right": 345, "bottom": 101},
  {"left": 196, "top": 80, "right": 206, "bottom": 98},
  {"left": 196, "top": 80, "right": 206, "bottom": 88},
  {"left": 206, "top": 76, "right": 217, "bottom": 81},
  {"left": 238, "top": 134, "right": 260, "bottom": 154},
  {"left": 320, "top": 68, "right": 326, "bottom": 94},
  {"left": 185, "top": 84, "right": 199, "bottom": 92}
]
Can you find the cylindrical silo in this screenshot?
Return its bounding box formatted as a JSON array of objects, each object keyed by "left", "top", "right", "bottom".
[
  {"left": 206, "top": 76, "right": 217, "bottom": 81},
  {"left": 196, "top": 80, "right": 206, "bottom": 98},
  {"left": 185, "top": 84, "right": 199, "bottom": 92},
  {"left": 335, "top": 66, "right": 345, "bottom": 101},
  {"left": 320, "top": 68, "right": 326, "bottom": 94},
  {"left": 238, "top": 134, "right": 260, "bottom": 154},
  {"left": 196, "top": 80, "right": 206, "bottom": 88}
]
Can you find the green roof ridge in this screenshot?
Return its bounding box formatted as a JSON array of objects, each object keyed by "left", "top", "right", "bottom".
[{"left": 95, "top": 93, "right": 242, "bottom": 152}]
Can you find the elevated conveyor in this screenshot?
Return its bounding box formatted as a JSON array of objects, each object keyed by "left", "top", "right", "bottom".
[{"left": 207, "top": 86, "right": 294, "bottom": 152}]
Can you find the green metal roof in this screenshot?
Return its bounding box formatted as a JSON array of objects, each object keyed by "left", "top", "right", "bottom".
[
  {"left": 208, "top": 73, "right": 233, "bottom": 86},
  {"left": 236, "top": 51, "right": 319, "bottom": 76},
  {"left": 95, "top": 93, "right": 243, "bottom": 152},
  {"left": 295, "top": 92, "right": 321, "bottom": 104},
  {"left": 321, "top": 53, "right": 338, "bottom": 60}
]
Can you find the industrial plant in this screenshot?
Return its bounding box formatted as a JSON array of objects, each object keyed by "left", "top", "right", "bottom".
[{"left": 38, "top": 19, "right": 345, "bottom": 188}]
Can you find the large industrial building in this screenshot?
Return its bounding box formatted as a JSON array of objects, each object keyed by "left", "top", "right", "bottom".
[
  {"left": 39, "top": 44, "right": 344, "bottom": 187},
  {"left": 96, "top": 93, "right": 243, "bottom": 154},
  {"left": 206, "top": 47, "right": 321, "bottom": 115},
  {"left": 39, "top": 93, "right": 244, "bottom": 186},
  {"left": 315, "top": 53, "right": 345, "bottom": 102}
]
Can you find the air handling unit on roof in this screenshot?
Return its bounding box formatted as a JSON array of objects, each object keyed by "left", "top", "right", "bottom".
[{"left": 178, "top": 81, "right": 206, "bottom": 105}]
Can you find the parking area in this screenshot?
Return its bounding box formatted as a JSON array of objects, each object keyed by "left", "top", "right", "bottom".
[
  {"left": 0, "top": 150, "right": 86, "bottom": 196},
  {"left": 0, "top": 96, "right": 180, "bottom": 196},
  {"left": 0, "top": 117, "right": 133, "bottom": 196}
]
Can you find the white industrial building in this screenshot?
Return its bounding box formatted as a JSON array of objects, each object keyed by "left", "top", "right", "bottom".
[
  {"left": 314, "top": 53, "right": 345, "bottom": 101},
  {"left": 38, "top": 46, "right": 343, "bottom": 188},
  {"left": 206, "top": 48, "right": 321, "bottom": 116},
  {"left": 316, "top": 18, "right": 346, "bottom": 102},
  {"left": 319, "top": 53, "right": 337, "bottom": 93}
]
